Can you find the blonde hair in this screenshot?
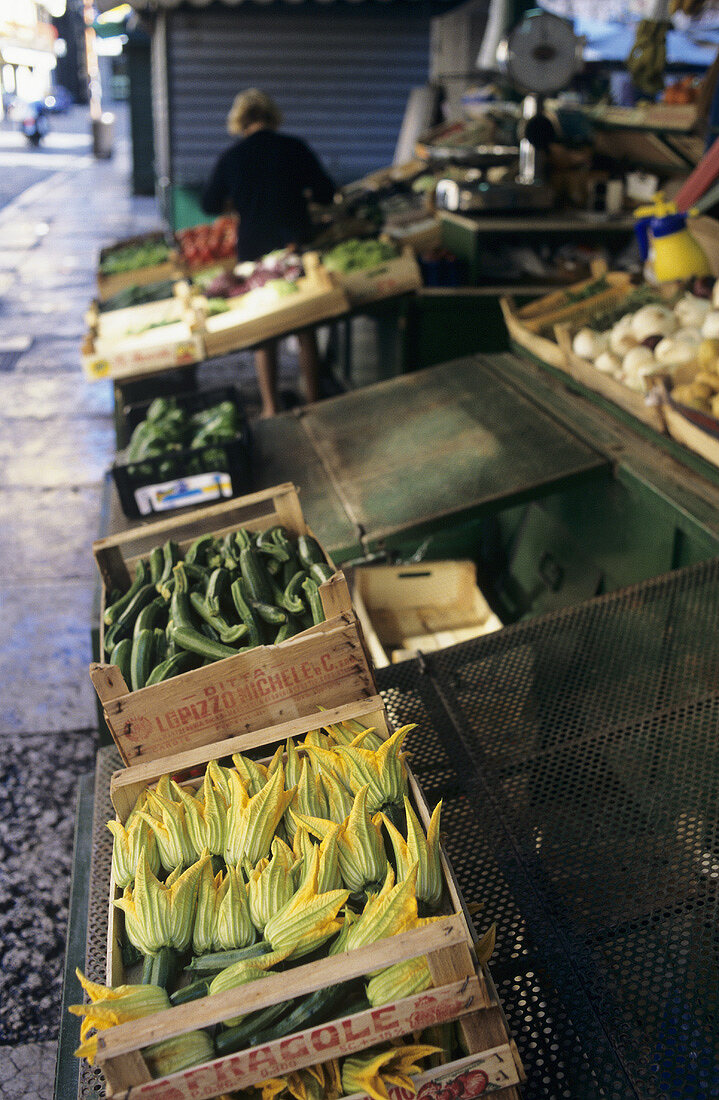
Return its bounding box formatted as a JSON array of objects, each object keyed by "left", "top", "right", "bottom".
[{"left": 227, "top": 89, "right": 282, "bottom": 135}]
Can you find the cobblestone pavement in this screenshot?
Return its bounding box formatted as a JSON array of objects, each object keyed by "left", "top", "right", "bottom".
[{"left": 0, "top": 103, "right": 161, "bottom": 1099}]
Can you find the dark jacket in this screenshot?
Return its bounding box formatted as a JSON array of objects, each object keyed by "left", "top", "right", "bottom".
[{"left": 202, "top": 129, "right": 336, "bottom": 261}]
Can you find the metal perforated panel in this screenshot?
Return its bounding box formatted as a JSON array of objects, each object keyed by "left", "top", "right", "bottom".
[
  {"left": 379, "top": 558, "right": 719, "bottom": 1099},
  {"left": 166, "top": 5, "right": 431, "bottom": 186}
]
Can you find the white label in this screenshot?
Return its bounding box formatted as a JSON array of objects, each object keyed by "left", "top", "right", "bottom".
[{"left": 134, "top": 472, "right": 233, "bottom": 515}]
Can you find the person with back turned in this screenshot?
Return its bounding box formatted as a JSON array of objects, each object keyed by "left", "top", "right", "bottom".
[{"left": 202, "top": 89, "right": 336, "bottom": 418}]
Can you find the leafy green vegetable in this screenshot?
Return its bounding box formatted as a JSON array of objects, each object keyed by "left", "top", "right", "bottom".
[{"left": 322, "top": 237, "right": 398, "bottom": 274}]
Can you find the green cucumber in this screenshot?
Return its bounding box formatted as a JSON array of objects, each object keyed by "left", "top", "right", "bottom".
[
  {"left": 145, "top": 649, "right": 199, "bottom": 686},
  {"left": 130, "top": 629, "right": 156, "bottom": 690},
  {"left": 169, "top": 623, "right": 240, "bottom": 662},
  {"left": 301, "top": 578, "right": 325, "bottom": 626},
  {"left": 109, "top": 638, "right": 133, "bottom": 685},
  {"left": 186, "top": 942, "right": 271, "bottom": 974},
  {"left": 239, "top": 547, "right": 274, "bottom": 605},
  {"left": 297, "top": 535, "right": 325, "bottom": 569},
  {"left": 103, "top": 561, "right": 149, "bottom": 626}
]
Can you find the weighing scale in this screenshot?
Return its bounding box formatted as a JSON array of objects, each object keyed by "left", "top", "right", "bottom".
[{"left": 435, "top": 9, "right": 583, "bottom": 214}]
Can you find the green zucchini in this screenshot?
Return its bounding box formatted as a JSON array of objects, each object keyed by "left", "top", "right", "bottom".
[
  {"left": 189, "top": 591, "right": 248, "bottom": 644},
  {"left": 131, "top": 629, "right": 156, "bottom": 690},
  {"left": 282, "top": 571, "right": 307, "bottom": 614},
  {"left": 233, "top": 528, "right": 252, "bottom": 552},
  {"left": 230, "top": 579, "right": 262, "bottom": 648},
  {"left": 297, "top": 535, "right": 325, "bottom": 570},
  {"left": 145, "top": 649, "right": 199, "bottom": 686},
  {"left": 256, "top": 528, "right": 290, "bottom": 562},
  {"left": 153, "top": 627, "right": 168, "bottom": 664},
  {"left": 149, "top": 547, "right": 164, "bottom": 585},
  {"left": 158, "top": 539, "right": 181, "bottom": 587},
  {"left": 239, "top": 547, "right": 274, "bottom": 605},
  {"left": 214, "top": 1000, "right": 294, "bottom": 1054},
  {"left": 274, "top": 618, "right": 301, "bottom": 644},
  {"left": 170, "top": 563, "right": 197, "bottom": 631},
  {"left": 133, "top": 596, "right": 166, "bottom": 638},
  {"left": 219, "top": 985, "right": 349, "bottom": 1054},
  {"left": 169, "top": 623, "right": 240, "bottom": 662},
  {"left": 185, "top": 533, "right": 216, "bottom": 566},
  {"left": 266, "top": 557, "right": 282, "bottom": 576},
  {"left": 141, "top": 946, "right": 177, "bottom": 990},
  {"left": 170, "top": 979, "right": 211, "bottom": 1006},
  {"left": 301, "top": 578, "right": 325, "bottom": 626},
  {"left": 206, "top": 568, "right": 231, "bottom": 617},
  {"left": 249, "top": 600, "right": 287, "bottom": 626},
  {"left": 186, "top": 942, "right": 271, "bottom": 974},
  {"left": 309, "top": 562, "right": 333, "bottom": 585},
  {"left": 103, "top": 561, "right": 149, "bottom": 626},
  {"left": 109, "top": 638, "right": 133, "bottom": 685}
]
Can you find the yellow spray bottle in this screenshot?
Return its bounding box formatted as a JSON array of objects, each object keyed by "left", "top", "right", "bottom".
[{"left": 634, "top": 194, "right": 711, "bottom": 283}]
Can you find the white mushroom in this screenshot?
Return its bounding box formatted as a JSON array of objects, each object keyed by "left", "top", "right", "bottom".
[
  {"left": 675, "top": 327, "right": 702, "bottom": 345},
  {"left": 630, "top": 303, "right": 676, "bottom": 342},
  {"left": 609, "top": 314, "right": 638, "bottom": 357},
  {"left": 594, "top": 351, "right": 622, "bottom": 376},
  {"left": 572, "top": 327, "right": 609, "bottom": 361},
  {"left": 702, "top": 311, "right": 719, "bottom": 340},
  {"left": 674, "top": 293, "right": 711, "bottom": 330}
]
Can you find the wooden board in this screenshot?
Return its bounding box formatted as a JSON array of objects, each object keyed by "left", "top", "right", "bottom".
[
  {"left": 98, "top": 697, "right": 522, "bottom": 1099},
  {"left": 662, "top": 399, "right": 719, "bottom": 468},
  {"left": 499, "top": 297, "right": 566, "bottom": 370},
  {"left": 334, "top": 248, "right": 422, "bottom": 307},
  {"left": 352, "top": 561, "right": 502, "bottom": 668},
  {"left": 555, "top": 325, "right": 666, "bottom": 434},
  {"left": 507, "top": 270, "right": 633, "bottom": 333}
]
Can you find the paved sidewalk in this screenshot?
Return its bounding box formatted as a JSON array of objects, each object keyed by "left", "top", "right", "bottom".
[{"left": 0, "top": 105, "right": 161, "bottom": 1100}]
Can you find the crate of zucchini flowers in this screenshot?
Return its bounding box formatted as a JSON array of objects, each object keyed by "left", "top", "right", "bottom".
[
  {"left": 91, "top": 484, "right": 369, "bottom": 764},
  {"left": 71, "top": 695, "right": 524, "bottom": 1098},
  {"left": 112, "top": 388, "right": 252, "bottom": 519}
]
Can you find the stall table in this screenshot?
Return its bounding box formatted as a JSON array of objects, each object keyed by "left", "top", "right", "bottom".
[{"left": 60, "top": 558, "right": 719, "bottom": 1098}]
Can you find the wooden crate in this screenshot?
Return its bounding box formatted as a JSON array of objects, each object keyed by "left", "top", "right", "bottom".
[
  {"left": 98, "top": 696, "right": 523, "bottom": 1099},
  {"left": 500, "top": 269, "right": 633, "bottom": 372},
  {"left": 87, "top": 292, "right": 191, "bottom": 344},
  {"left": 200, "top": 254, "right": 349, "bottom": 358},
  {"left": 91, "top": 484, "right": 363, "bottom": 764},
  {"left": 658, "top": 364, "right": 719, "bottom": 467},
  {"left": 554, "top": 325, "right": 667, "bottom": 434},
  {"left": 97, "top": 233, "right": 182, "bottom": 303},
  {"left": 334, "top": 247, "right": 423, "bottom": 307},
  {"left": 352, "top": 561, "right": 503, "bottom": 668},
  {"left": 82, "top": 318, "right": 203, "bottom": 383}
]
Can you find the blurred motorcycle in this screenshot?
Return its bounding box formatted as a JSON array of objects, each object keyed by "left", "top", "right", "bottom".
[{"left": 19, "top": 100, "right": 49, "bottom": 146}]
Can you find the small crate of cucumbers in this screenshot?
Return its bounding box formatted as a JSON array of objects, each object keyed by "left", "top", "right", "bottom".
[
  {"left": 112, "top": 387, "right": 252, "bottom": 519},
  {"left": 322, "top": 238, "right": 422, "bottom": 307},
  {"left": 72, "top": 696, "right": 523, "bottom": 1098},
  {"left": 91, "top": 485, "right": 370, "bottom": 764},
  {"left": 98, "top": 231, "right": 183, "bottom": 302}
]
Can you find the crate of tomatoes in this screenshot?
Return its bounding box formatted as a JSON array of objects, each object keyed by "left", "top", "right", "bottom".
[{"left": 176, "top": 216, "right": 238, "bottom": 274}]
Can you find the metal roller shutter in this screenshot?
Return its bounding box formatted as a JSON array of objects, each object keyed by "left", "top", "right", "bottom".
[{"left": 166, "top": 3, "right": 431, "bottom": 187}]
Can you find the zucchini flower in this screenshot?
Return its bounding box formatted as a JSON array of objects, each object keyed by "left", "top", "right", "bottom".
[
  {"left": 266, "top": 743, "right": 285, "bottom": 777},
  {"left": 114, "top": 849, "right": 209, "bottom": 955},
  {"left": 248, "top": 836, "right": 297, "bottom": 932},
  {"left": 335, "top": 725, "right": 414, "bottom": 813},
  {"left": 285, "top": 759, "right": 329, "bottom": 840},
  {"left": 171, "top": 771, "right": 227, "bottom": 858},
  {"left": 284, "top": 737, "right": 303, "bottom": 789},
  {"left": 231, "top": 752, "right": 270, "bottom": 797},
  {"left": 107, "top": 812, "right": 160, "bottom": 888},
  {"left": 206, "top": 758, "right": 233, "bottom": 805},
  {"left": 144, "top": 1030, "right": 214, "bottom": 1078},
  {"left": 344, "top": 865, "right": 419, "bottom": 952},
  {"left": 341, "top": 1043, "right": 441, "bottom": 1100},
  {"left": 193, "top": 860, "right": 256, "bottom": 955},
  {"left": 365, "top": 956, "right": 432, "bottom": 1007},
  {"left": 327, "top": 906, "right": 358, "bottom": 955},
  {"left": 381, "top": 798, "right": 443, "bottom": 909},
  {"left": 264, "top": 845, "right": 349, "bottom": 958},
  {"left": 293, "top": 823, "right": 343, "bottom": 894},
  {"left": 319, "top": 770, "right": 354, "bottom": 824},
  {"left": 304, "top": 728, "right": 333, "bottom": 750},
  {"left": 302, "top": 743, "right": 350, "bottom": 787},
  {"left": 70, "top": 970, "right": 169, "bottom": 1065},
  {"left": 293, "top": 785, "right": 387, "bottom": 895},
  {"left": 317, "top": 706, "right": 384, "bottom": 751},
  {"left": 137, "top": 789, "right": 196, "bottom": 872},
  {"left": 225, "top": 764, "right": 294, "bottom": 868}
]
